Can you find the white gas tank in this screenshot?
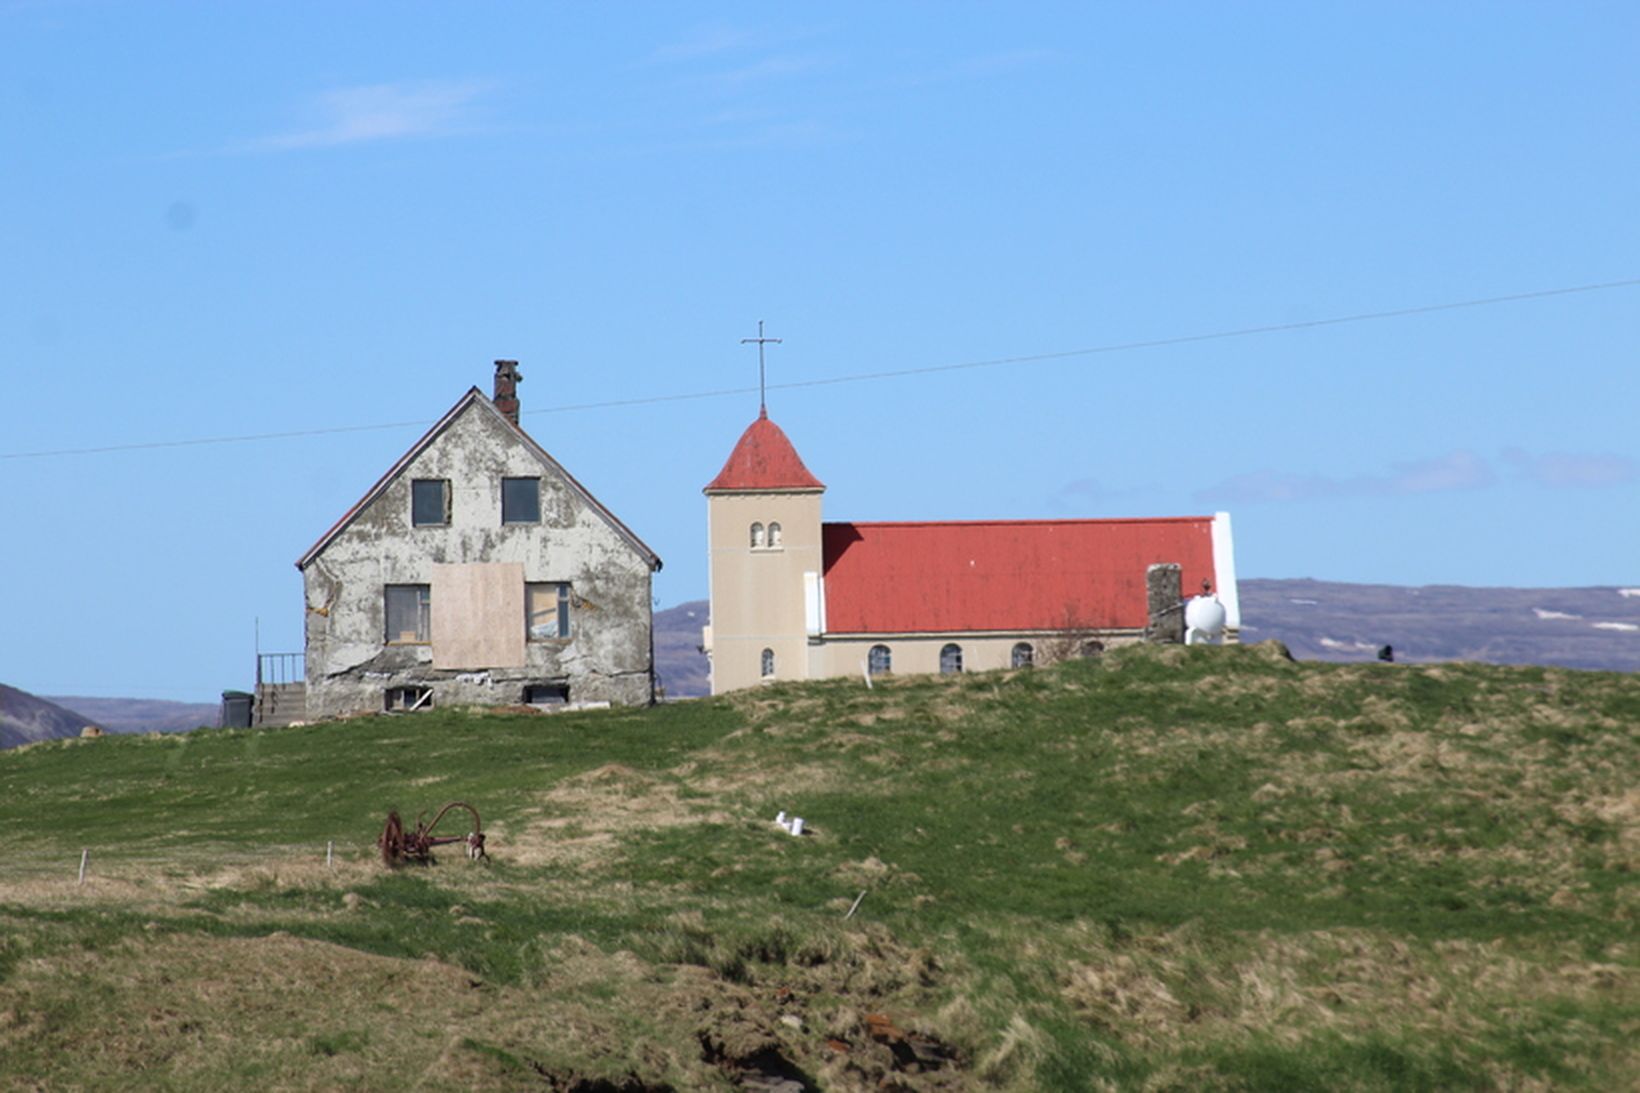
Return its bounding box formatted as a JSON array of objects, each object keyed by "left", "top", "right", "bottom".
[{"left": 1184, "top": 595, "right": 1227, "bottom": 644}]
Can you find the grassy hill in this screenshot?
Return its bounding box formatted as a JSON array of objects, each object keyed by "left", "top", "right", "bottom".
[{"left": 1, "top": 645, "right": 1634, "bottom": 1090}]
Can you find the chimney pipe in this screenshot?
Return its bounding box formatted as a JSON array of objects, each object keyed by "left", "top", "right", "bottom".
[{"left": 493, "top": 360, "right": 522, "bottom": 426}]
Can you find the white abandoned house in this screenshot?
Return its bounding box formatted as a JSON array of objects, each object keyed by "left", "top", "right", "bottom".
[{"left": 256, "top": 361, "right": 661, "bottom": 724}]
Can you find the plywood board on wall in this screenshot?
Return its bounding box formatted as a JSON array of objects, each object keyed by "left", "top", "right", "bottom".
[{"left": 432, "top": 563, "right": 526, "bottom": 669}]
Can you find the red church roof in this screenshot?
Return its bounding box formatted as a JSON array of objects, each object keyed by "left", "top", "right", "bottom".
[
  {"left": 704, "top": 409, "right": 825, "bottom": 492},
  {"left": 821, "top": 518, "right": 1216, "bottom": 634}
]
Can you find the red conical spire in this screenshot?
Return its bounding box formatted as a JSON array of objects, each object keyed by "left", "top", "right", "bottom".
[{"left": 704, "top": 411, "right": 824, "bottom": 492}]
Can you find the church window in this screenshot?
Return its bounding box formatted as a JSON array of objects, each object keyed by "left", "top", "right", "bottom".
[
  {"left": 768, "top": 522, "right": 782, "bottom": 547},
  {"left": 761, "top": 648, "right": 775, "bottom": 678},
  {"left": 940, "top": 643, "right": 963, "bottom": 674},
  {"left": 750, "top": 522, "right": 766, "bottom": 548},
  {"left": 1011, "top": 642, "right": 1034, "bottom": 669},
  {"left": 868, "top": 644, "right": 892, "bottom": 675}
]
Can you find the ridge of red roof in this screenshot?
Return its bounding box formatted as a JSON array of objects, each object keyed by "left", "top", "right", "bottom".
[
  {"left": 704, "top": 409, "right": 824, "bottom": 492},
  {"left": 821, "top": 517, "right": 1217, "bottom": 634}
]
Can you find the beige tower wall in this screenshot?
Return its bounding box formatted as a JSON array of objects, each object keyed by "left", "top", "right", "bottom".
[{"left": 705, "top": 490, "right": 823, "bottom": 694}]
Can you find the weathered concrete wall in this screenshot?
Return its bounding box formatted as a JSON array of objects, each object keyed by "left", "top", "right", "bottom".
[{"left": 302, "top": 401, "right": 654, "bottom": 718}]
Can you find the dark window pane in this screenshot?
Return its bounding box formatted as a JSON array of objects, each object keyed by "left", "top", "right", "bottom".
[
  {"left": 503, "top": 477, "right": 540, "bottom": 524},
  {"left": 940, "top": 643, "right": 963, "bottom": 674},
  {"left": 411, "top": 480, "right": 447, "bottom": 526},
  {"left": 386, "top": 585, "right": 430, "bottom": 643},
  {"left": 868, "top": 644, "right": 892, "bottom": 675},
  {"left": 1012, "top": 642, "right": 1034, "bottom": 669}
]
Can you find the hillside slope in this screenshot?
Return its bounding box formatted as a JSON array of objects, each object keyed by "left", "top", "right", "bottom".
[
  {"left": 1, "top": 646, "right": 1634, "bottom": 1089},
  {"left": 0, "top": 685, "right": 100, "bottom": 749}
]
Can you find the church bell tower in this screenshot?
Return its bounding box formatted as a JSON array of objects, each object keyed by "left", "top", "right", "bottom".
[{"left": 702, "top": 408, "right": 825, "bottom": 694}]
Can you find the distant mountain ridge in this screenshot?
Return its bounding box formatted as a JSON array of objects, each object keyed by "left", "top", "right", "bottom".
[
  {"left": 0, "top": 686, "right": 101, "bottom": 749},
  {"left": 45, "top": 696, "right": 219, "bottom": 735},
  {"left": 1239, "top": 579, "right": 1640, "bottom": 671}
]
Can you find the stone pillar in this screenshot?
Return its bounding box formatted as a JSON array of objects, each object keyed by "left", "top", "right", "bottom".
[{"left": 1145, "top": 563, "right": 1183, "bottom": 644}]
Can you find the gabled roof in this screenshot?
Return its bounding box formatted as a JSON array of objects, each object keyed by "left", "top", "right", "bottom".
[
  {"left": 703, "top": 409, "right": 824, "bottom": 493},
  {"left": 820, "top": 517, "right": 1217, "bottom": 634},
  {"left": 296, "top": 388, "right": 661, "bottom": 571}
]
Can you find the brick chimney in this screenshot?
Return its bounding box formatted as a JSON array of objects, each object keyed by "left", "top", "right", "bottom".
[{"left": 493, "top": 360, "right": 522, "bottom": 426}]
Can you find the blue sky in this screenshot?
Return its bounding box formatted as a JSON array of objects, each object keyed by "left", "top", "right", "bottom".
[{"left": 3, "top": 3, "right": 1637, "bottom": 701}]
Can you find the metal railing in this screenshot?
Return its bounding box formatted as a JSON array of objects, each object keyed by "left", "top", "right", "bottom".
[{"left": 257, "top": 652, "right": 306, "bottom": 688}]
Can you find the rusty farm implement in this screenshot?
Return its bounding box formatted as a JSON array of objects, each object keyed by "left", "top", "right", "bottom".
[{"left": 378, "top": 801, "right": 489, "bottom": 867}]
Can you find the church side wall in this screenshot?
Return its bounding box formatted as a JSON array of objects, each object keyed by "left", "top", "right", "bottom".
[
  {"left": 303, "top": 406, "right": 653, "bottom": 718},
  {"left": 812, "top": 630, "right": 1146, "bottom": 677}
]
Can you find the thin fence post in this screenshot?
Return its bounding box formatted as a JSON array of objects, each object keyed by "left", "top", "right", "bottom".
[
  {"left": 78, "top": 849, "right": 89, "bottom": 886},
  {"left": 326, "top": 841, "right": 334, "bottom": 868}
]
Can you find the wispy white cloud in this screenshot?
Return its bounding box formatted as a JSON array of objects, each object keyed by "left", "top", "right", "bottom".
[
  {"left": 647, "top": 25, "right": 758, "bottom": 63},
  {"left": 1050, "top": 477, "right": 1155, "bottom": 510},
  {"left": 254, "top": 80, "right": 494, "bottom": 151},
  {"left": 1197, "top": 445, "right": 1640, "bottom": 506},
  {"left": 1502, "top": 447, "right": 1639, "bottom": 488},
  {"left": 1195, "top": 450, "right": 1494, "bottom": 505},
  {"left": 698, "top": 53, "right": 829, "bottom": 88}
]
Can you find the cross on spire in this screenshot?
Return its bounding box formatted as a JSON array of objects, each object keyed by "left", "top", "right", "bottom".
[{"left": 740, "top": 320, "right": 782, "bottom": 416}]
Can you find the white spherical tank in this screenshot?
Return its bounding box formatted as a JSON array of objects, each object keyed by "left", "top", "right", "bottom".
[{"left": 1184, "top": 595, "right": 1228, "bottom": 644}]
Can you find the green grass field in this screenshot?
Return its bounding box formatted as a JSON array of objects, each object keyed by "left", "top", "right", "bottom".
[{"left": 2, "top": 643, "right": 1635, "bottom": 1090}]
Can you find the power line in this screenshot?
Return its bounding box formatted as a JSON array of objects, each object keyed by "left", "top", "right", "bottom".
[{"left": 5, "top": 276, "right": 1637, "bottom": 460}]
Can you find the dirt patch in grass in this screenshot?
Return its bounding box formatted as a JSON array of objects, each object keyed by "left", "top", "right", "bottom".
[{"left": 0, "top": 922, "right": 977, "bottom": 1091}]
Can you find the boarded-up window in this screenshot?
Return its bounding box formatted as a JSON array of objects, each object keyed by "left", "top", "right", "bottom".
[
  {"left": 526, "top": 582, "right": 571, "bottom": 640},
  {"left": 502, "top": 478, "right": 541, "bottom": 524},
  {"left": 431, "top": 563, "right": 526, "bottom": 669},
  {"left": 385, "top": 585, "right": 430, "bottom": 644}
]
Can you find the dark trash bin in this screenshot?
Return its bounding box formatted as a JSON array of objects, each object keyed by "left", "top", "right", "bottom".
[{"left": 221, "top": 690, "right": 254, "bottom": 729}]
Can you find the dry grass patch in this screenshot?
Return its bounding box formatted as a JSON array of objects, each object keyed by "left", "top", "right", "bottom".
[{"left": 508, "top": 763, "right": 734, "bottom": 870}]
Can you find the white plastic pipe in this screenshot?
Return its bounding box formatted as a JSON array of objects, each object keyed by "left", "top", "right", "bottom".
[{"left": 790, "top": 817, "right": 804, "bottom": 837}]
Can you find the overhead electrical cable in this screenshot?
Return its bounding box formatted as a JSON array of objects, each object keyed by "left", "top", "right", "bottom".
[{"left": 4, "top": 276, "right": 1638, "bottom": 461}]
